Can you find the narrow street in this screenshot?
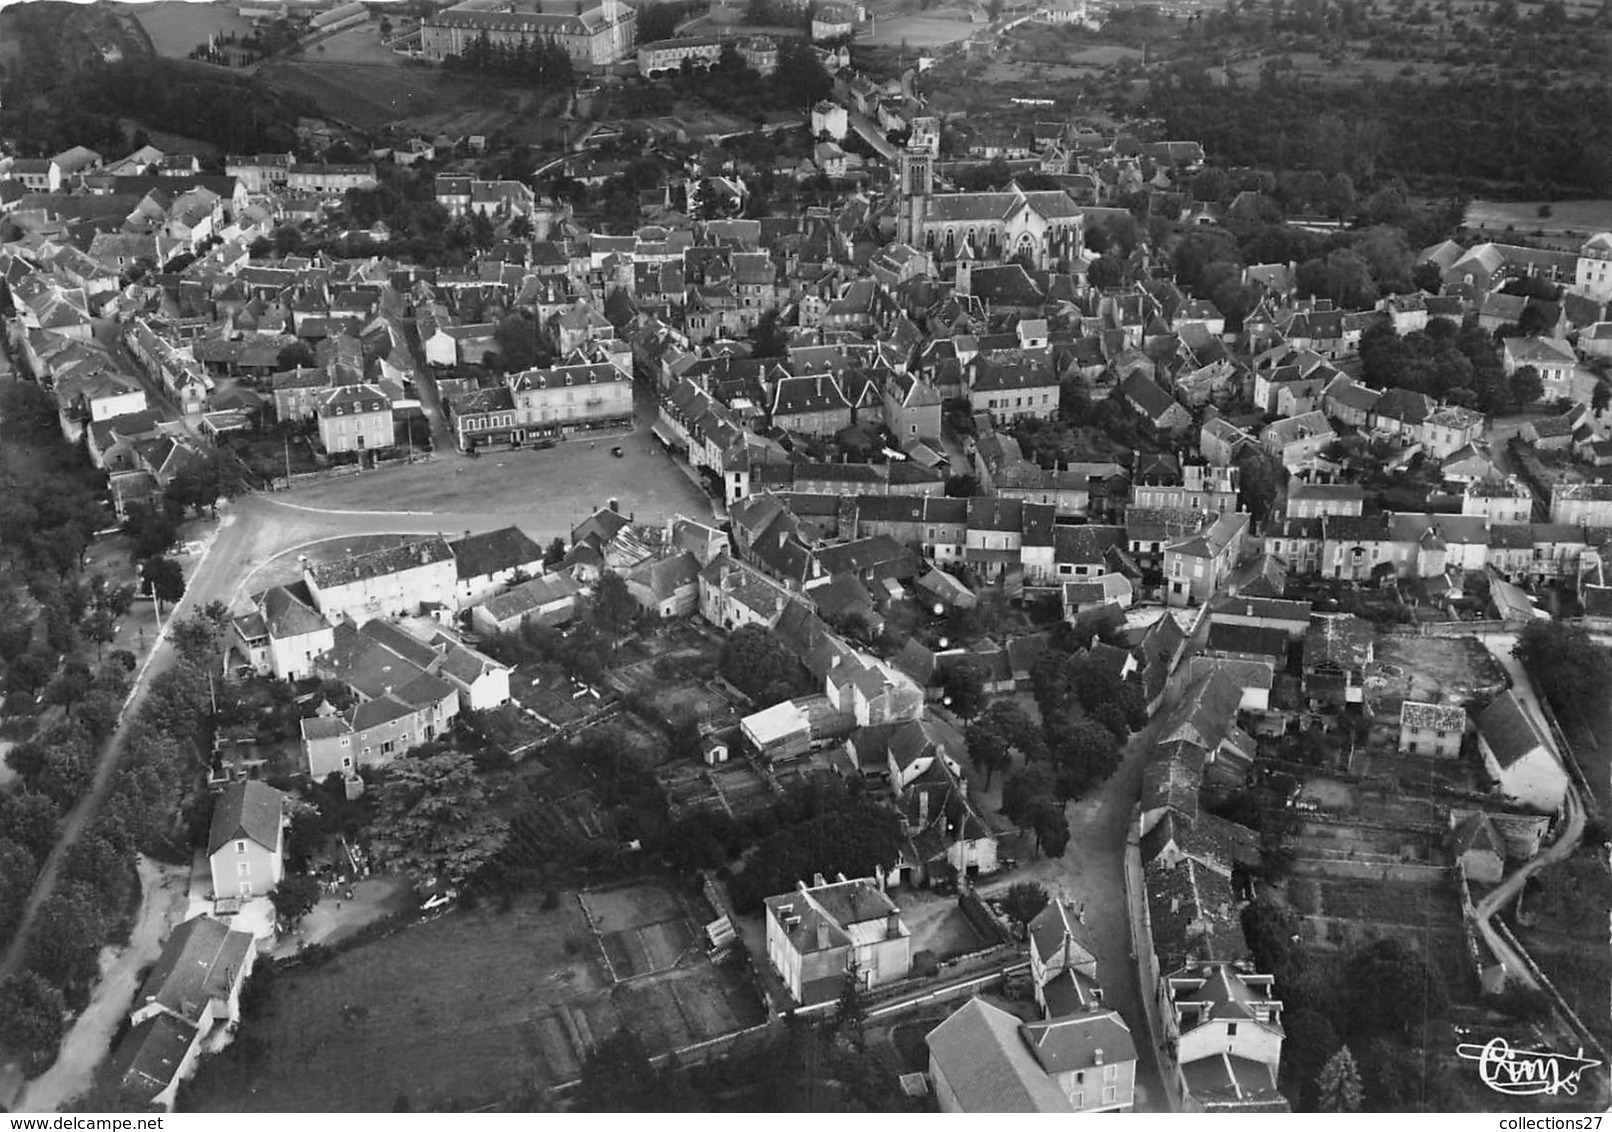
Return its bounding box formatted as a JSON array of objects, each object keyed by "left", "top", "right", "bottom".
[{"left": 973, "top": 673, "right": 1188, "bottom": 1113}]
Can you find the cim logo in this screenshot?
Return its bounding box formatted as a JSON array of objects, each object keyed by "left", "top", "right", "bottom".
[{"left": 1456, "top": 1038, "right": 1603, "bottom": 1097}]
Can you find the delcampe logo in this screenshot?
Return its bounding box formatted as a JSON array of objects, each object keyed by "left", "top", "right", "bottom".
[{"left": 1456, "top": 1037, "right": 1603, "bottom": 1097}]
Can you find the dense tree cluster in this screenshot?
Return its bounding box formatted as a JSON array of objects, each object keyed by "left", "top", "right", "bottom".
[
  {"left": 1512, "top": 620, "right": 1612, "bottom": 720},
  {"left": 1151, "top": 62, "right": 1612, "bottom": 197},
  {"left": 718, "top": 624, "right": 811, "bottom": 707},
  {"left": 729, "top": 799, "right": 905, "bottom": 911},
  {"left": 441, "top": 30, "right": 575, "bottom": 88},
  {"left": 1358, "top": 319, "right": 1522, "bottom": 413},
  {"left": 1244, "top": 896, "right": 1458, "bottom": 1109}
]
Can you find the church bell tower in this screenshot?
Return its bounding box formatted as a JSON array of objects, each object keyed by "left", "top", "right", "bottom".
[{"left": 897, "top": 147, "right": 932, "bottom": 248}]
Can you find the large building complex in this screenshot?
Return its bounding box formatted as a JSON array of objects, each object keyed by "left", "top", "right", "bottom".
[{"left": 420, "top": 0, "right": 636, "bottom": 70}]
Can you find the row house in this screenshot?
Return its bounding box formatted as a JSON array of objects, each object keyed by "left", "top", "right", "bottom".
[
  {"left": 508, "top": 361, "right": 634, "bottom": 436},
  {"left": 1549, "top": 482, "right": 1612, "bottom": 527},
  {"left": 1131, "top": 464, "right": 1238, "bottom": 515},
  {"left": 124, "top": 318, "right": 215, "bottom": 414},
  {"left": 658, "top": 378, "right": 755, "bottom": 503}
]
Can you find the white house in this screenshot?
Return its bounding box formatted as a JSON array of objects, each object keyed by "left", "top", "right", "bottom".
[
  {"left": 304, "top": 536, "right": 458, "bottom": 623},
  {"left": 233, "top": 584, "right": 335, "bottom": 681},
  {"left": 206, "top": 779, "right": 287, "bottom": 901},
  {"left": 1477, "top": 691, "right": 1569, "bottom": 813},
  {"left": 1163, "top": 964, "right": 1286, "bottom": 1112}
]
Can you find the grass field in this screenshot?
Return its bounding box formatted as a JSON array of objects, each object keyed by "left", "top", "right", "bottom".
[
  {"left": 1466, "top": 199, "right": 1612, "bottom": 241},
  {"left": 862, "top": 11, "right": 976, "bottom": 46},
  {"left": 129, "top": 0, "right": 255, "bottom": 58},
  {"left": 186, "top": 883, "right": 765, "bottom": 1110}
]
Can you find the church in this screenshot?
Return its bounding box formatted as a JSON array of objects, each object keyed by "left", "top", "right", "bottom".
[{"left": 896, "top": 149, "right": 1084, "bottom": 271}]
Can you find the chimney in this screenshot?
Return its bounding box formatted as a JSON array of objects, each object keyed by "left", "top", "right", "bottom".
[
  {"left": 816, "top": 922, "right": 830, "bottom": 951},
  {"left": 886, "top": 911, "right": 902, "bottom": 939},
  {"left": 813, "top": 872, "right": 827, "bottom": 888},
  {"left": 609, "top": 498, "right": 619, "bottom": 513},
  {"left": 918, "top": 790, "right": 930, "bottom": 826},
  {"left": 1094, "top": 1048, "right": 1104, "bottom": 1066}
]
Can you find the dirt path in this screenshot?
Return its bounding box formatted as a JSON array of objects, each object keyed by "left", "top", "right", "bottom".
[{"left": 16, "top": 856, "right": 190, "bottom": 1113}]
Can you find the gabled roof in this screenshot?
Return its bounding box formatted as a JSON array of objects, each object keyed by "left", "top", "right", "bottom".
[
  {"left": 1477, "top": 691, "right": 1548, "bottom": 769},
  {"left": 136, "top": 916, "right": 255, "bottom": 1025},
  {"left": 925, "top": 998, "right": 1075, "bottom": 1113},
  {"left": 1028, "top": 899, "right": 1097, "bottom": 973},
  {"left": 206, "top": 779, "right": 285, "bottom": 856},
  {"left": 449, "top": 526, "right": 544, "bottom": 581}
]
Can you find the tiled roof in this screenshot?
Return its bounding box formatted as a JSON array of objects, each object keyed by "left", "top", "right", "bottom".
[
  {"left": 307, "top": 536, "right": 453, "bottom": 588},
  {"left": 206, "top": 780, "right": 284, "bottom": 856}
]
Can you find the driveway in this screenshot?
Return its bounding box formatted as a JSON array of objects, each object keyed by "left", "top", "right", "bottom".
[{"left": 14, "top": 856, "right": 189, "bottom": 1113}]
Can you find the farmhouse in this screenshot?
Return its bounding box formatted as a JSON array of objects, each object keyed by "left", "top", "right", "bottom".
[
  {"left": 1398, "top": 701, "right": 1466, "bottom": 758},
  {"left": 1476, "top": 691, "right": 1569, "bottom": 813}
]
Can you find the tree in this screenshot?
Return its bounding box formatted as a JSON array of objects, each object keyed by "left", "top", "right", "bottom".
[
  {"left": 590, "top": 571, "right": 638, "bottom": 641},
  {"left": 834, "top": 960, "right": 870, "bottom": 1049},
  {"left": 965, "top": 717, "right": 1011, "bottom": 789},
  {"left": 1282, "top": 1008, "right": 1340, "bottom": 1102},
  {"left": 1508, "top": 363, "right": 1543, "bottom": 407},
  {"left": 543, "top": 536, "right": 566, "bottom": 567},
  {"left": 140, "top": 556, "right": 185, "bottom": 606},
  {"left": 269, "top": 873, "right": 322, "bottom": 930},
  {"left": 368, "top": 752, "right": 509, "bottom": 886},
  {"left": 1236, "top": 446, "right": 1284, "bottom": 523},
  {"left": 277, "top": 340, "right": 316, "bottom": 370},
  {"left": 44, "top": 663, "right": 93, "bottom": 716},
  {"left": 171, "top": 604, "right": 232, "bottom": 667},
  {"left": 576, "top": 1029, "right": 656, "bottom": 1111},
  {"left": 1344, "top": 937, "right": 1447, "bottom": 1040},
  {"left": 752, "top": 307, "right": 788, "bottom": 357},
  {"left": 122, "top": 501, "right": 179, "bottom": 561},
  {"left": 999, "top": 880, "right": 1049, "bottom": 933},
  {"left": 1001, "top": 764, "right": 1056, "bottom": 825},
  {"left": 0, "top": 972, "right": 66, "bottom": 1068},
  {"left": 1315, "top": 1046, "right": 1364, "bottom": 1112},
  {"left": 719, "top": 623, "right": 805, "bottom": 706},
  {"left": 83, "top": 609, "right": 115, "bottom": 659},
  {"left": 941, "top": 661, "right": 985, "bottom": 721},
  {"left": 1029, "top": 800, "right": 1070, "bottom": 858},
  {"left": 0, "top": 838, "right": 39, "bottom": 943},
  {"left": 1513, "top": 621, "right": 1611, "bottom": 718},
  {"left": 1047, "top": 715, "right": 1120, "bottom": 801},
  {"left": 494, "top": 313, "right": 541, "bottom": 372}
]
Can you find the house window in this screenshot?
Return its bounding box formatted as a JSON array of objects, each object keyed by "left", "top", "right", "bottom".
[
  {"left": 237, "top": 862, "right": 251, "bottom": 877},
  {"left": 1103, "top": 1086, "right": 1118, "bottom": 1105},
  {"left": 1227, "top": 1023, "right": 1238, "bottom": 1036},
  {"left": 235, "top": 840, "right": 246, "bottom": 854},
  {"left": 1105, "top": 1064, "right": 1117, "bottom": 1081}
]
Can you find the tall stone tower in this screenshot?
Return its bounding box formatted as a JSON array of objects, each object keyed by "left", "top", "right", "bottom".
[{"left": 897, "top": 146, "right": 932, "bottom": 248}]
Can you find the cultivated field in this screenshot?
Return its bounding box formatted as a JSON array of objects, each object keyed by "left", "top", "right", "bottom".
[
  {"left": 186, "top": 883, "right": 765, "bottom": 1110},
  {"left": 127, "top": 0, "right": 255, "bottom": 58}
]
